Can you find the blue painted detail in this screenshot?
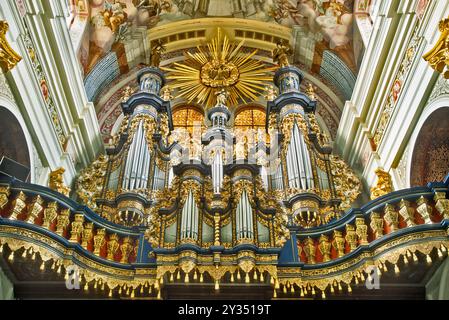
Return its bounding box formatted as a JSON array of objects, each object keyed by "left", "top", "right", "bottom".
[
  {"left": 84, "top": 52, "right": 120, "bottom": 102},
  {"left": 278, "top": 231, "right": 302, "bottom": 266},
  {"left": 320, "top": 51, "right": 356, "bottom": 100},
  {"left": 136, "top": 227, "right": 155, "bottom": 264}
]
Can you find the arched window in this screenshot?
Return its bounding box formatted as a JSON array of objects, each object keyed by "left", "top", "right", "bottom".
[
  {"left": 170, "top": 106, "right": 205, "bottom": 149},
  {"left": 234, "top": 106, "right": 267, "bottom": 145},
  {"left": 410, "top": 107, "right": 449, "bottom": 187},
  {"left": 172, "top": 106, "right": 205, "bottom": 134}
]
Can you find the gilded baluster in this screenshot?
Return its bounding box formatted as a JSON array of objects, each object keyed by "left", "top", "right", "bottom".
[
  {"left": 26, "top": 195, "right": 44, "bottom": 223},
  {"left": 332, "top": 230, "right": 345, "bottom": 258},
  {"left": 93, "top": 229, "right": 106, "bottom": 256},
  {"left": 318, "top": 234, "right": 331, "bottom": 262},
  {"left": 55, "top": 208, "right": 70, "bottom": 236},
  {"left": 214, "top": 214, "right": 220, "bottom": 246},
  {"left": 434, "top": 192, "right": 449, "bottom": 220},
  {"left": 370, "top": 212, "right": 384, "bottom": 239},
  {"left": 303, "top": 237, "right": 316, "bottom": 264},
  {"left": 345, "top": 225, "right": 357, "bottom": 252},
  {"left": 81, "top": 223, "right": 93, "bottom": 249},
  {"left": 120, "top": 237, "right": 133, "bottom": 263},
  {"left": 383, "top": 204, "right": 399, "bottom": 232},
  {"left": 355, "top": 217, "right": 368, "bottom": 245},
  {"left": 107, "top": 234, "right": 120, "bottom": 260},
  {"left": 42, "top": 202, "right": 58, "bottom": 229},
  {"left": 0, "top": 186, "right": 10, "bottom": 209},
  {"left": 69, "top": 214, "right": 84, "bottom": 243},
  {"left": 416, "top": 196, "right": 433, "bottom": 224},
  {"left": 9, "top": 191, "right": 26, "bottom": 220},
  {"left": 399, "top": 199, "right": 415, "bottom": 227}
]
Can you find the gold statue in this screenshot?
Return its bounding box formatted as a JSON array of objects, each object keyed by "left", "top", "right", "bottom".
[
  {"left": 150, "top": 39, "right": 166, "bottom": 67},
  {"left": 423, "top": 17, "right": 449, "bottom": 78},
  {"left": 370, "top": 168, "right": 393, "bottom": 200},
  {"left": 272, "top": 39, "right": 292, "bottom": 67},
  {"left": 305, "top": 83, "right": 316, "bottom": 100},
  {"left": 161, "top": 85, "right": 173, "bottom": 101},
  {"left": 49, "top": 167, "right": 71, "bottom": 196},
  {"left": 215, "top": 88, "right": 229, "bottom": 106},
  {"left": 0, "top": 21, "right": 22, "bottom": 72}
]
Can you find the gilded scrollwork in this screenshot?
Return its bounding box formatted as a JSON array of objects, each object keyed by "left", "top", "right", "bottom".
[{"left": 329, "top": 154, "right": 361, "bottom": 211}]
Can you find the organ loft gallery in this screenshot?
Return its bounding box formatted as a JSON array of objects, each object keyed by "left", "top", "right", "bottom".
[{"left": 0, "top": 0, "right": 448, "bottom": 301}]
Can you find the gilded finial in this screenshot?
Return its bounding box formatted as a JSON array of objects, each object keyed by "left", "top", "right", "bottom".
[{"left": 0, "top": 20, "right": 22, "bottom": 72}]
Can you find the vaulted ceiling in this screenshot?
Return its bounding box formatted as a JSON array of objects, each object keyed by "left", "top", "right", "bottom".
[{"left": 70, "top": 0, "right": 373, "bottom": 143}]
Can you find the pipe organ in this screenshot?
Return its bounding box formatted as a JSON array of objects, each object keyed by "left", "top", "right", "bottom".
[{"left": 73, "top": 39, "right": 362, "bottom": 290}]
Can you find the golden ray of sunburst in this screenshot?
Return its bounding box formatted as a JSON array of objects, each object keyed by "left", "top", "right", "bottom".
[{"left": 162, "top": 28, "right": 275, "bottom": 108}]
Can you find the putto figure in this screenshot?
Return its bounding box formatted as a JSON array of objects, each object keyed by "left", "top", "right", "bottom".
[{"left": 272, "top": 39, "right": 292, "bottom": 67}]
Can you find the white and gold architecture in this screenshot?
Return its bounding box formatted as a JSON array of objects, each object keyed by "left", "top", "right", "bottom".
[{"left": 0, "top": 0, "right": 448, "bottom": 300}]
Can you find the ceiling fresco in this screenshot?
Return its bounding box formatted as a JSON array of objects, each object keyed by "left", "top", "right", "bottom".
[{"left": 69, "top": 0, "right": 374, "bottom": 144}]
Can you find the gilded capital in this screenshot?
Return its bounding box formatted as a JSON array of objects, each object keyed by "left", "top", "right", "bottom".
[
  {"left": 0, "top": 21, "right": 22, "bottom": 73},
  {"left": 423, "top": 17, "right": 449, "bottom": 78}
]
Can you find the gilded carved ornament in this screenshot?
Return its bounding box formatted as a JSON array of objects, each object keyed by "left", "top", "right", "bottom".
[
  {"left": 49, "top": 168, "right": 70, "bottom": 197},
  {"left": 423, "top": 17, "right": 449, "bottom": 78},
  {"left": 75, "top": 154, "right": 108, "bottom": 211},
  {"left": 0, "top": 21, "right": 22, "bottom": 73},
  {"left": 272, "top": 39, "right": 292, "bottom": 67},
  {"left": 370, "top": 168, "right": 393, "bottom": 200},
  {"left": 0, "top": 186, "right": 10, "bottom": 209},
  {"left": 329, "top": 154, "right": 361, "bottom": 211}
]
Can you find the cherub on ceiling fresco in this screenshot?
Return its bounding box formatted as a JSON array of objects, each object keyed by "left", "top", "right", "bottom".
[
  {"left": 269, "top": 0, "right": 354, "bottom": 49},
  {"left": 84, "top": 0, "right": 359, "bottom": 81}
]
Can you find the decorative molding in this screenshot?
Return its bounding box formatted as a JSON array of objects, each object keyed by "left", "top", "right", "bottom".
[
  {"left": 20, "top": 19, "right": 66, "bottom": 148},
  {"left": 428, "top": 74, "right": 449, "bottom": 103},
  {"left": 0, "top": 71, "right": 14, "bottom": 101}
]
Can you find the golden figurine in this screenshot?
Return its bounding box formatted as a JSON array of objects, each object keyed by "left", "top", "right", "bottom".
[
  {"left": 370, "top": 168, "right": 393, "bottom": 200},
  {"left": 150, "top": 39, "right": 166, "bottom": 67},
  {"left": 305, "top": 83, "right": 316, "bottom": 101},
  {"left": 272, "top": 39, "right": 292, "bottom": 67},
  {"left": 48, "top": 167, "right": 70, "bottom": 196},
  {"left": 423, "top": 17, "right": 449, "bottom": 78},
  {"left": 0, "top": 21, "right": 22, "bottom": 72},
  {"left": 215, "top": 88, "right": 229, "bottom": 106},
  {"left": 161, "top": 85, "right": 173, "bottom": 101}
]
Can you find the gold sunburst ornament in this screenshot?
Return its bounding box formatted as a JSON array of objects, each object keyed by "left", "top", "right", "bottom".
[{"left": 162, "top": 28, "right": 275, "bottom": 107}]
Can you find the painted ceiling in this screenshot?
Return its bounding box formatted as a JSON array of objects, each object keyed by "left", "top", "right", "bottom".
[{"left": 69, "top": 0, "right": 373, "bottom": 143}]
